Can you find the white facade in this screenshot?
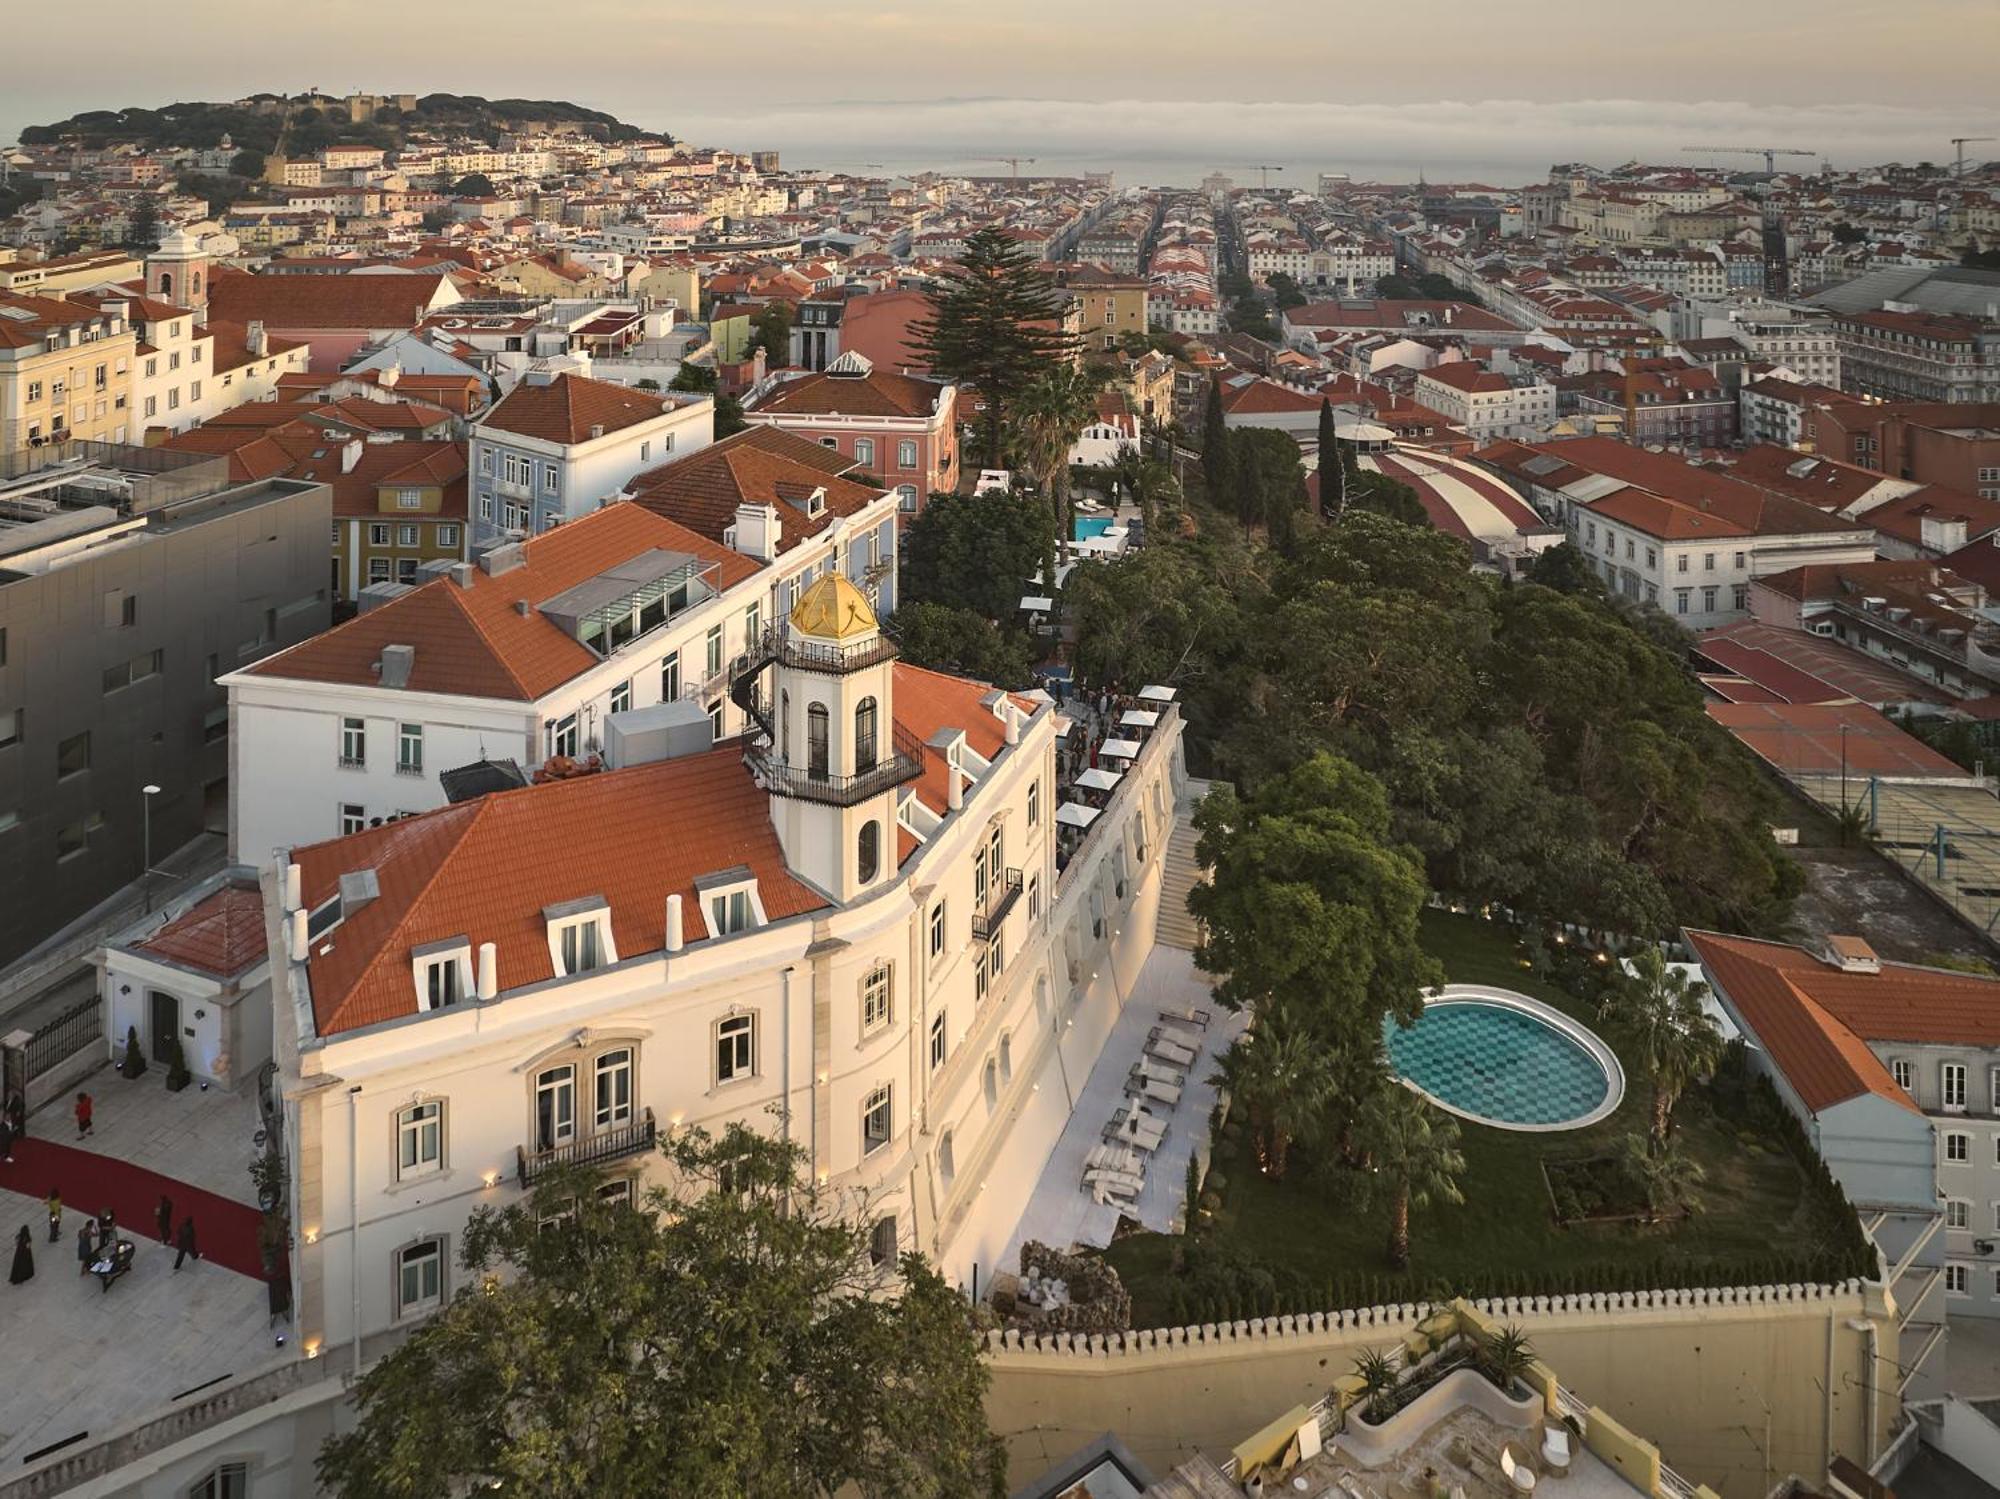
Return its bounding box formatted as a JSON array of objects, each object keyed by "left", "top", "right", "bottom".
[
  {"left": 1413, "top": 371, "right": 1557, "bottom": 443},
  {"left": 270, "top": 616, "right": 1187, "bottom": 1360},
  {"left": 225, "top": 498, "right": 900, "bottom": 863},
  {"left": 469, "top": 385, "right": 715, "bottom": 544}
]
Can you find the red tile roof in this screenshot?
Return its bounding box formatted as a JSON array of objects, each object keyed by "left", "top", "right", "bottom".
[
  {"left": 748, "top": 367, "right": 947, "bottom": 420},
  {"left": 1684, "top": 929, "right": 2000, "bottom": 1114},
  {"left": 205, "top": 270, "right": 460, "bottom": 331},
  {"left": 135, "top": 883, "right": 269, "bottom": 978},
  {"left": 625, "top": 425, "right": 882, "bottom": 555},
  {"left": 294, "top": 745, "right": 829, "bottom": 1035},
  {"left": 892, "top": 663, "right": 1037, "bottom": 821},
  {"left": 479, "top": 373, "right": 695, "bottom": 446},
  {"left": 247, "top": 503, "right": 762, "bottom": 700}
]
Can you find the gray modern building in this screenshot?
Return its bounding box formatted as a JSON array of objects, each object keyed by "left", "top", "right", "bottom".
[
  {"left": 0, "top": 443, "right": 330, "bottom": 967},
  {"left": 1686, "top": 928, "right": 1994, "bottom": 1404}
]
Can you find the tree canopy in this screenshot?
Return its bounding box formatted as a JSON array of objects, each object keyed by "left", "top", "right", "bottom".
[
  {"left": 910, "top": 227, "right": 1076, "bottom": 464},
  {"left": 886, "top": 602, "right": 1035, "bottom": 687},
  {"left": 316, "top": 1127, "right": 1006, "bottom": 1499},
  {"left": 902, "top": 489, "right": 1052, "bottom": 622}
]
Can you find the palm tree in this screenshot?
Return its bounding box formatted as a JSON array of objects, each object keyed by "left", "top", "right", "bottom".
[
  {"left": 1361, "top": 1085, "right": 1466, "bottom": 1270},
  {"left": 1351, "top": 1346, "right": 1401, "bottom": 1423},
  {"left": 1478, "top": 1324, "right": 1537, "bottom": 1394},
  {"left": 1109, "top": 446, "right": 1180, "bottom": 537},
  {"left": 1209, "top": 1007, "right": 1339, "bottom": 1179},
  {"left": 1015, "top": 363, "right": 1106, "bottom": 562},
  {"left": 1610, "top": 948, "right": 1725, "bottom": 1147},
  {"left": 1616, "top": 1132, "right": 1706, "bottom": 1222}
]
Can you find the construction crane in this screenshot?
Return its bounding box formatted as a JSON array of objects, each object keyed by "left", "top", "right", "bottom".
[
  {"left": 1223, "top": 164, "right": 1286, "bottom": 191},
  {"left": 1683, "top": 145, "right": 1816, "bottom": 174},
  {"left": 1954, "top": 137, "right": 1997, "bottom": 177},
  {"left": 975, "top": 156, "right": 1038, "bottom": 181}
]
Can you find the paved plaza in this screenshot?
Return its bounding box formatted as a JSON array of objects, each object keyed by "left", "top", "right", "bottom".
[
  {"left": 0, "top": 1065, "right": 284, "bottom": 1471},
  {"left": 999, "top": 944, "right": 1243, "bottom": 1272}
]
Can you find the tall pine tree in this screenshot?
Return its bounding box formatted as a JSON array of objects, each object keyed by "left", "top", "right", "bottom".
[
  {"left": 1316, "top": 397, "right": 1340, "bottom": 516},
  {"left": 1201, "top": 375, "right": 1231, "bottom": 513},
  {"left": 911, "top": 227, "right": 1075, "bottom": 465}
]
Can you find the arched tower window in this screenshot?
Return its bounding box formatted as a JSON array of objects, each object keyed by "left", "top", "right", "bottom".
[
  {"left": 806, "top": 703, "right": 829, "bottom": 777},
  {"left": 854, "top": 696, "right": 878, "bottom": 773},
  {"left": 858, "top": 820, "right": 881, "bottom": 884},
  {"left": 158, "top": 271, "right": 173, "bottom": 302}
]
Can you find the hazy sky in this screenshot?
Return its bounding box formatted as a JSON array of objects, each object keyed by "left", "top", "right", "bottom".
[{"left": 7, "top": 0, "right": 1996, "bottom": 182}]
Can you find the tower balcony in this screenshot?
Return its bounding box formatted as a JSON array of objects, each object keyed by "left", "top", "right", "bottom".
[{"left": 747, "top": 722, "right": 925, "bottom": 807}]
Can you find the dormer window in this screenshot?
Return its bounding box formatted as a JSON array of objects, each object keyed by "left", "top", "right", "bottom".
[
  {"left": 545, "top": 897, "right": 616, "bottom": 976},
  {"left": 695, "top": 867, "right": 766, "bottom": 938},
  {"left": 412, "top": 938, "right": 472, "bottom": 1011}
]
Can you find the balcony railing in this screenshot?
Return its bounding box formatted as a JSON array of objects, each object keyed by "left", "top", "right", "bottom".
[
  {"left": 516, "top": 1107, "right": 657, "bottom": 1187},
  {"left": 973, "top": 868, "right": 1024, "bottom": 940},
  {"left": 748, "top": 725, "right": 925, "bottom": 808},
  {"left": 744, "top": 622, "right": 900, "bottom": 676}
]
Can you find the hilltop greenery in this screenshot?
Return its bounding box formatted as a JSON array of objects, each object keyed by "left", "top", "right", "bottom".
[{"left": 17, "top": 93, "right": 659, "bottom": 156}]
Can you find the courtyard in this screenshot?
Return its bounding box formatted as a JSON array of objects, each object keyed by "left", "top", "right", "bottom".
[{"left": 1104, "top": 911, "right": 1867, "bottom": 1329}]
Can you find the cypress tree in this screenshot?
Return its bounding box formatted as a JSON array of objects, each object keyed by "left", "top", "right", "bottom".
[
  {"left": 1200, "top": 375, "right": 1230, "bottom": 510},
  {"left": 1317, "top": 397, "right": 1340, "bottom": 515}
]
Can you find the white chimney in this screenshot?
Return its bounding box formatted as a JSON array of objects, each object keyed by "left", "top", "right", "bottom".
[
  {"left": 283, "top": 861, "right": 302, "bottom": 910},
  {"left": 665, "top": 893, "right": 684, "bottom": 953},
  {"left": 288, "top": 908, "right": 309, "bottom": 961},
  {"left": 246, "top": 320, "right": 268, "bottom": 357},
  {"left": 340, "top": 438, "right": 364, "bottom": 473},
  {"left": 947, "top": 765, "right": 964, "bottom": 812},
  {"left": 1003, "top": 703, "right": 1020, "bottom": 746},
  {"left": 476, "top": 942, "right": 498, "bottom": 1000},
  {"left": 732, "top": 502, "right": 781, "bottom": 561}
]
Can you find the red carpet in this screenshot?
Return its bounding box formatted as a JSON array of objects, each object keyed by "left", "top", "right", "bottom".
[{"left": 0, "top": 1134, "right": 269, "bottom": 1281}]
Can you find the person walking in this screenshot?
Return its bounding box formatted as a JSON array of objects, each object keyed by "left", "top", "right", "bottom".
[
  {"left": 4, "top": 1091, "right": 24, "bottom": 1140},
  {"left": 76, "top": 1219, "right": 96, "bottom": 1276},
  {"left": 9, "top": 1225, "right": 32, "bottom": 1285},
  {"left": 173, "top": 1216, "right": 199, "bottom": 1271},
  {"left": 155, "top": 1194, "right": 174, "bottom": 1246},
  {"left": 74, "top": 1091, "right": 93, "bottom": 1140},
  {"left": 98, "top": 1206, "right": 116, "bottom": 1244},
  {"left": 44, "top": 1187, "right": 61, "bottom": 1244},
  {"left": 0, "top": 1114, "right": 13, "bottom": 1164}
]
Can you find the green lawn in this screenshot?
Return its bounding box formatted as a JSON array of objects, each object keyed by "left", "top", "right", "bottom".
[{"left": 1103, "top": 912, "right": 1863, "bottom": 1329}]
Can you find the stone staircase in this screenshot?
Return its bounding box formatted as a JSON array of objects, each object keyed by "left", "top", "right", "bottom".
[{"left": 1155, "top": 817, "right": 1206, "bottom": 951}]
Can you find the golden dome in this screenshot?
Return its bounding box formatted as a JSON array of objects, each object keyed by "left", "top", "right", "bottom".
[{"left": 789, "top": 572, "right": 878, "bottom": 641}]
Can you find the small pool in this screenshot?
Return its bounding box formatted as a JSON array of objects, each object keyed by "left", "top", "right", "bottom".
[
  {"left": 1074, "top": 516, "right": 1115, "bottom": 541},
  {"left": 1382, "top": 986, "right": 1623, "bottom": 1132}
]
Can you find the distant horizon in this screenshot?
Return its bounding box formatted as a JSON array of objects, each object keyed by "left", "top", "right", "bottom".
[{"left": 6, "top": 87, "right": 1996, "bottom": 193}]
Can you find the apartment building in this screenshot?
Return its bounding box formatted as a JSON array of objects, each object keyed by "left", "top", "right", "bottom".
[
  {"left": 1807, "top": 401, "right": 2000, "bottom": 499},
  {"left": 1727, "top": 309, "right": 1841, "bottom": 386},
  {"left": 1413, "top": 363, "right": 1556, "bottom": 443},
  {"left": 469, "top": 371, "right": 715, "bottom": 544},
  {"left": 743, "top": 352, "right": 958, "bottom": 513},
  {"left": 0, "top": 449, "right": 330, "bottom": 966},
  {"left": 264, "top": 572, "right": 1185, "bottom": 1360},
  {"left": 1478, "top": 436, "right": 1877, "bottom": 627},
  {"left": 1832, "top": 307, "right": 2000, "bottom": 404},
  {"left": 0, "top": 290, "right": 139, "bottom": 449},
  {"left": 227, "top": 432, "right": 900, "bottom": 859},
  {"left": 1058, "top": 268, "right": 1149, "bottom": 354}
]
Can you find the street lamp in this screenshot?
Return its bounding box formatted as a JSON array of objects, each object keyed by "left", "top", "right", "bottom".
[{"left": 141, "top": 784, "right": 161, "bottom": 911}]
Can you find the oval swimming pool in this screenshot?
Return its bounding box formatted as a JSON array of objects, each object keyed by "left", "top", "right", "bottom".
[{"left": 1382, "top": 986, "right": 1623, "bottom": 1132}]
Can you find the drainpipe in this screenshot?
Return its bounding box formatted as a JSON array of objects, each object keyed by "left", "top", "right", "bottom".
[
  {"left": 781, "top": 965, "right": 794, "bottom": 1157},
  {"left": 1848, "top": 1315, "right": 1879, "bottom": 1469},
  {"left": 348, "top": 1084, "right": 362, "bottom": 1381}
]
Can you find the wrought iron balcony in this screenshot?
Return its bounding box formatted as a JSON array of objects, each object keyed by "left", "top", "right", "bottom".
[
  {"left": 516, "top": 1107, "right": 657, "bottom": 1187},
  {"left": 973, "top": 868, "right": 1024, "bottom": 940},
  {"left": 747, "top": 725, "right": 925, "bottom": 808}
]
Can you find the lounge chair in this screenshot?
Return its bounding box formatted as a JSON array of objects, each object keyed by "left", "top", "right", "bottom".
[
  {"left": 1146, "top": 1035, "right": 1197, "bottom": 1067},
  {"left": 1085, "top": 1143, "right": 1145, "bottom": 1176},
  {"left": 1091, "top": 1180, "right": 1137, "bottom": 1211},
  {"left": 1132, "top": 1058, "right": 1186, "bottom": 1087},
  {"left": 1107, "top": 1106, "right": 1169, "bottom": 1146},
  {"left": 1540, "top": 1427, "right": 1571, "bottom": 1477},
  {"left": 1149, "top": 1022, "right": 1201, "bottom": 1049},
  {"left": 1084, "top": 1166, "right": 1145, "bottom": 1194},
  {"left": 1500, "top": 1446, "right": 1537, "bottom": 1494},
  {"left": 1159, "top": 1005, "right": 1211, "bottom": 1030},
  {"left": 1126, "top": 1076, "right": 1183, "bottom": 1107}
]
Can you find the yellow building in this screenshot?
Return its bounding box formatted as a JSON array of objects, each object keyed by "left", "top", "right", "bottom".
[
  {"left": 1062, "top": 270, "right": 1150, "bottom": 354},
  {"left": 628, "top": 259, "right": 701, "bottom": 318},
  {"left": 0, "top": 291, "right": 139, "bottom": 449},
  {"left": 0, "top": 249, "right": 142, "bottom": 297},
  {"left": 491, "top": 255, "right": 615, "bottom": 300},
  {"left": 312, "top": 440, "right": 471, "bottom": 602}
]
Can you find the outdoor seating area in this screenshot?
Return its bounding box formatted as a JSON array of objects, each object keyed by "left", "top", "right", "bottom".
[
  {"left": 1082, "top": 1010, "right": 1209, "bottom": 1211},
  {"left": 1055, "top": 686, "right": 1177, "bottom": 873}
]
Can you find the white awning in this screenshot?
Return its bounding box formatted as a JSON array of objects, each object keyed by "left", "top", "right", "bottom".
[
  {"left": 1099, "top": 738, "right": 1142, "bottom": 760},
  {"left": 1020, "top": 594, "right": 1055, "bottom": 612},
  {"left": 1138, "top": 684, "right": 1178, "bottom": 703},
  {"left": 1076, "top": 767, "right": 1124, "bottom": 792},
  {"left": 1056, "top": 802, "right": 1102, "bottom": 828},
  {"left": 1119, "top": 709, "right": 1160, "bottom": 729}
]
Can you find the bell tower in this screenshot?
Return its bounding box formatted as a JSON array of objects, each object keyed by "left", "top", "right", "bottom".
[
  {"left": 146, "top": 228, "right": 210, "bottom": 324},
  {"left": 758, "top": 573, "right": 918, "bottom": 902}
]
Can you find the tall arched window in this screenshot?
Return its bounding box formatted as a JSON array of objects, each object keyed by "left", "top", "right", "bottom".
[
  {"left": 858, "top": 820, "right": 880, "bottom": 884},
  {"left": 854, "top": 696, "right": 878, "bottom": 772},
  {"left": 807, "top": 703, "right": 829, "bottom": 777},
  {"left": 158, "top": 271, "right": 173, "bottom": 302}
]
